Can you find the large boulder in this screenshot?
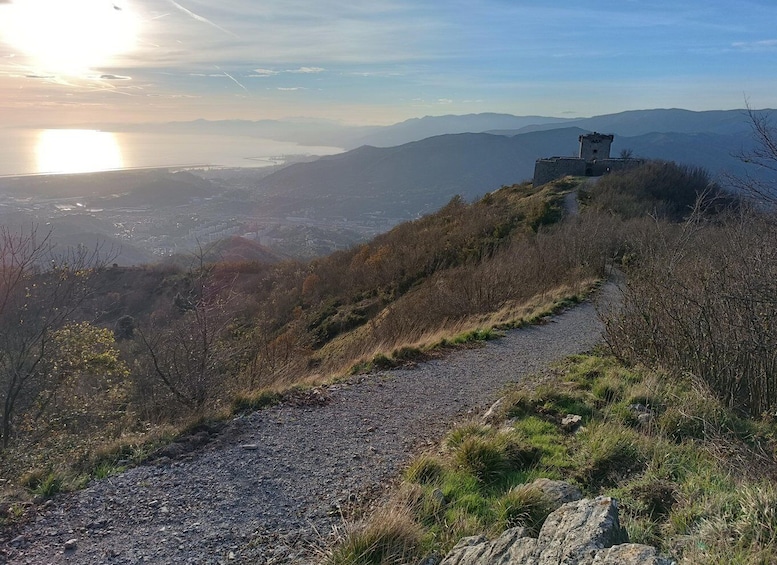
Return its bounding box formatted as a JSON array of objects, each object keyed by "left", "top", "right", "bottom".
[{"left": 440, "top": 496, "right": 673, "bottom": 565}]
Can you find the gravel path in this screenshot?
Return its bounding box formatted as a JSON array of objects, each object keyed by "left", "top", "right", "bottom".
[{"left": 4, "top": 284, "right": 616, "bottom": 565}]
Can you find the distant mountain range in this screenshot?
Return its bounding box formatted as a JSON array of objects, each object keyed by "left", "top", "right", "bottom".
[
  {"left": 17, "top": 107, "right": 777, "bottom": 261},
  {"left": 249, "top": 121, "right": 768, "bottom": 221},
  {"left": 489, "top": 108, "right": 759, "bottom": 137},
  {"left": 97, "top": 108, "right": 773, "bottom": 150}
]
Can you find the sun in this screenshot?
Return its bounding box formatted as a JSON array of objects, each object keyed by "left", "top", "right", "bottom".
[
  {"left": 36, "top": 130, "right": 124, "bottom": 174},
  {"left": 0, "top": 0, "right": 139, "bottom": 74}
]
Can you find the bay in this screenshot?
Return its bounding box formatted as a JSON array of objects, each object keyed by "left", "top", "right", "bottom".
[{"left": 0, "top": 128, "right": 343, "bottom": 177}]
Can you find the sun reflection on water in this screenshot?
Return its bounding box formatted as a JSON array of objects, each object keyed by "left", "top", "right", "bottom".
[{"left": 36, "top": 130, "right": 124, "bottom": 174}]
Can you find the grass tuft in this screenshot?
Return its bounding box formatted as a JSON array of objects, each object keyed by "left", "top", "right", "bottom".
[
  {"left": 326, "top": 506, "right": 424, "bottom": 565},
  {"left": 232, "top": 389, "right": 283, "bottom": 413},
  {"left": 495, "top": 484, "right": 552, "bottom": 535}
]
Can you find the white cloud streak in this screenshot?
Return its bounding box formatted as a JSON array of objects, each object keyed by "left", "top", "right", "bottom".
[
  {"left": 168, "top": 0, "right": 238, "bottom": 37},
  {"left": 732, "top": 39, "right": 777, "bottom": 51}
]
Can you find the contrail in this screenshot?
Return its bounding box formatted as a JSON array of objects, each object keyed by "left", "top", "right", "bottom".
[
  {"left": 216, "top": 66, "right": 248, "bottom": 92},
  {"left": 169, "top": 0, "right": 237, "bottom": 37}
]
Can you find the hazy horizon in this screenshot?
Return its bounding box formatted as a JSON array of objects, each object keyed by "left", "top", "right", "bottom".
[{"left": 0, "top": 127, "right": 344, "bottom": 176}]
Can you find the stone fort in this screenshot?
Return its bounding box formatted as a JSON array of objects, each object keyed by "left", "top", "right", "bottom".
[{"left": 533, "top": 132, "right": 643, "bottom": 187}]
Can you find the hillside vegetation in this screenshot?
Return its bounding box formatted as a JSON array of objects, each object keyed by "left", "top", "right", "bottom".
[
  {"left": 0, "top": 175, "right": 616, "bottom": 494},
  {"left": 325, "top": 162, "right": 777, "bottom": 565},
  {"left": 4, "top": 159, "right": 776, "bottom": 565}
]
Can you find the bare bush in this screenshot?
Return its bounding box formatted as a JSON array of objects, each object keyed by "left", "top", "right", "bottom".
[
  {"left": 583, "top": 160, "right": 731, "bottom": 221},
  {"left": 136, "top": 257, "right": 243, "bottom": 411},
  {"left": 605, "top": 207, "right": 777, "bottom": 416}
]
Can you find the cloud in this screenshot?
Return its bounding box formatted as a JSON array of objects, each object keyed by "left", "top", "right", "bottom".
[
  {"left": 100, "top": 74, "right": 132, "bottom": 80},
  {"left": 732, "top": 39, "right": 777, "bottom": 51},
  {"left": 437, "top": 98, "right": 453, "bottom": 104},
  {"left": 277, "top": 87, "right": 305, "bottom": 91},
  {"left": 252, "top": 68, "right": 279, "bottom": 77},
  {"left": 121, "top": 1, "right": 449, "bottom": 70},
  {"left": 250, "top": 67, "right": 324, "bottom": 77},
  {"left": 26, "top": 74, "right": 55, "bottom": 79},
  {"left": 286, "top": 66, "right": 325, "bottom": 74}
]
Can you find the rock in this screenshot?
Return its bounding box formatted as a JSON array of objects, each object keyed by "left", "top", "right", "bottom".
[
  {"left": 64, "top": 538, "right": 78, "bottom": 550},
  {"left": 535, "top": 496, "right": 626, "bottom": 564},
  {"left": 482, "top": 398, "right": 505, "bottom": 423},
  {"left": 526, "top": 478, "right": 582, "bottom": 510},
  {"left": 9, "top": 535, "right": 26, "bottom": 548},
  {"left": 592, "top": 543, "right": 674, "bottom": 564},
  {"left": 432, "top": 488, "right": 447, "bottom": 506},
  {"left": 441, "top": 528, "right": 534, "bottom": 565},
  {"left": 629, "top": 403, "right": 651, "bottom": 414},
  {"left": 561, "top": 414, "right": 583, "bottom": 431},
  {"left": 441, "top": 495, "right": 673, "bottom": 565},
  {"left": 637, "top": 412, "right": 654, "bottom": 427},
  {"left": 240, "top": 444, "right": 260, "bottom": 450}
]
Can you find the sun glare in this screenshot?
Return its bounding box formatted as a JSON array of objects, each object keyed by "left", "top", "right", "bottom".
[
  {"left": 0, "top": 0, "right": 139, "bottom": 74},
  {"left": 36, "top": 130, "right": 124, "bottom": 174}
]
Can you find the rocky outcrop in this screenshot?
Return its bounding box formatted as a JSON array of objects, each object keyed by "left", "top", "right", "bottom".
[{"left": 440, "top": 496, "right": 673, "bottom": 565}]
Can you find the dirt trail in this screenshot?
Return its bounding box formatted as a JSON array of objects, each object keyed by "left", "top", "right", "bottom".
[{"left": 4, "top": 284, "right": 617, "bottom": 565}]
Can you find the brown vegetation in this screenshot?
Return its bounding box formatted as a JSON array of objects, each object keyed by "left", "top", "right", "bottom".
[{"left": 0, "top": 160, "right": 751, "bottom": 510}]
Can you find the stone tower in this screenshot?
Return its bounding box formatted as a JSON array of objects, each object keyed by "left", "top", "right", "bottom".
[{"left": 578, "top": 133, "right": 613, "bottom": 161}]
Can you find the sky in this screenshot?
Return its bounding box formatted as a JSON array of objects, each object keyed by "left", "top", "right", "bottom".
[{"left": 0, "top": 0, "right": 776, "bottom": 128}]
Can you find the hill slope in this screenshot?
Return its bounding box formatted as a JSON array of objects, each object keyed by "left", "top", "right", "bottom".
[
  {"left": 253, "top": 130, "right": 586, "bottom": 221},
  {"left": 252, "top": 126, "right": 761, "bottom": 223}
]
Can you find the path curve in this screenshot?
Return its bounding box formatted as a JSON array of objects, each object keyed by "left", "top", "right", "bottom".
[{"left": 5, "top": 285, "right": 616, "bottom": 565}]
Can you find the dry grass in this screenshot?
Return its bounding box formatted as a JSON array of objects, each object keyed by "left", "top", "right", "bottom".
[{"left": 325, "top": 504, "right": 424, "bottom": 565}]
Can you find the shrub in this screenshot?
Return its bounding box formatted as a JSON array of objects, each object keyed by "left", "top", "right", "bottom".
[{"left": 604, "top": 210, "right": 777, "bottom": 418}]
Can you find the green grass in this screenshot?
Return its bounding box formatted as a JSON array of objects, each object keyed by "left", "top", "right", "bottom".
[
  {"left": 231, "top": 389, "right": 283, "bottom": 413},
  {"left": 328, "top": 353, "right": 777, "bottom": 564}
]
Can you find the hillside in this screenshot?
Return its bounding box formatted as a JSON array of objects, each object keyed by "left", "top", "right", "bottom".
[
  {"left": 252, "top": 130, "right": 586, "bottom": 221},
  {"left": 346, "top": 113, "right": 570, "bottom": 148},
  {"left": 251, "top": 126, "right": 762, "bottom": 223},
  {"left": 3, "top": 161, "right": 777, "bottom": 564}
]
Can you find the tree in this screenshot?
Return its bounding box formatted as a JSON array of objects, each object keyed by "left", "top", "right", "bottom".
[
  {"left": 734, "top": 105, "right": 777, "bottom": 204},
  {"left": 136, "top": 253, "right": 239, "bottom": 410},
  {"left": 0, "top": 225, "right": 111, "bottom": 447},
  {"left": 30, "top": 322, "right": 129, "bottom": 435}
]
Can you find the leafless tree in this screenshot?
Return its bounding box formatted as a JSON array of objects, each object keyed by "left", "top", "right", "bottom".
[
  {"left": 136, "top": 249, "right": 239, "bottom": 410},
  {"left": 732, "top": 104, "right": 777, "bottom": 205}
]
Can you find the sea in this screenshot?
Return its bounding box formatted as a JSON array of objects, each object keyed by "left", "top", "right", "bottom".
[{"left": 0, "top": 128, "right": 344, "bottom": 177}]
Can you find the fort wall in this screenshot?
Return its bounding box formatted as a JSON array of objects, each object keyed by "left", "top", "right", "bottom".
[
  {"left": 533, "top": 158, "right": 587, "bottom": 186},
  {"left": 533, "top": 133, "right": 643, "bottom": 186}
]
